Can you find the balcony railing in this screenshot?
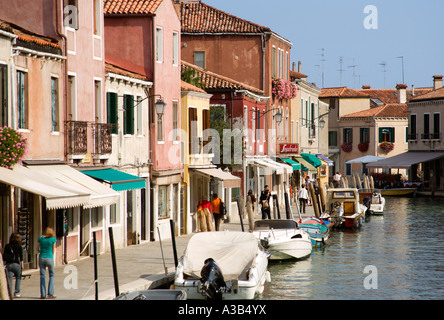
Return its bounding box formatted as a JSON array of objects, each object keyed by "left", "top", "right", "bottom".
[
  {"left": 65, "top": 121, "right": 114, "bottom": 156},
  {"left": 421, "top": 133, "right": 441, "bottom": 140},
  {"left": 407, "top": 133, "right": 417, "bottom": 141}
]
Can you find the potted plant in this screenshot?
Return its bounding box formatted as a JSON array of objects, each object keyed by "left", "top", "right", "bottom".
[
  {"left": 341, "top": 142, "right": 353, "bottom": 153},
  {"left": 380, "top": 141, "right": 394, "bottom": 152},
  {"left": 0, "top": 127, "right": 28, "bottom": 169},
  {"left": 272, "top": 77, "right": 298, "bottom": 101},
  {"left": 358, "top": 142, "right": 369, "bottom": 152}
]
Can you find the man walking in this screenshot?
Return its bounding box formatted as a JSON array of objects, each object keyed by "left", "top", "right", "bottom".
[
  {"left": 259, "top": 185, "right": 271, "bottom": 219},
  {"left": 298, "top": 184, "right": 309, "bottom": 214}
]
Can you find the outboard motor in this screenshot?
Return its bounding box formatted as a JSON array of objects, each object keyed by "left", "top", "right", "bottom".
[{"left": 200, "top": 258, "right": 228, "bottom": 300}]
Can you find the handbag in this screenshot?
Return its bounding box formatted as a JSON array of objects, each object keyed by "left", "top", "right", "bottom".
[
  {"left": 219, "top": 199, "right": 226, "bottom": 215},
  {"left": 261, "top": 199, "right": 269, "bottom": 209}
]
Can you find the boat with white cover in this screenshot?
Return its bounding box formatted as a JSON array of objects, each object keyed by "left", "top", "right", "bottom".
[
  {"left": 252, "top": 220, "right": 312, "bottom": 260},
  {"left": 173, "top": 231, "right": 271, "bottom": 300}
]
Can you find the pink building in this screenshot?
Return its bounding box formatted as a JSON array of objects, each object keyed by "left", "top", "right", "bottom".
[{"left": 104, "top": 0, "right": 182, "bottom": 240}]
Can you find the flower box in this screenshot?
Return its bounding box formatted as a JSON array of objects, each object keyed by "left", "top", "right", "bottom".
[
  {"left": 358, "top": 142, "right": 369, "bottom": 152},
  {"left": 380, "top": 141, "right": 394, "bottom": 152},
  {"left": 272, "top": 77, "right": 298, "bottom": 101},
  {"left": 0, "top": 127, "right": 27, "bottom": 169},
  {"left": 341, "top": 142, "right": 353, "bottom": 153}
]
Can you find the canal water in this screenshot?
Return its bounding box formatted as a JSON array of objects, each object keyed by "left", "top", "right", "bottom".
[{"left": 262, "top": 197, "right": 444, "bottom": 300}]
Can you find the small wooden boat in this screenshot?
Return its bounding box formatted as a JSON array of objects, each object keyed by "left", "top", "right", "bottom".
[
  {"left": 381, "top": 188, "right": 416, "bottom": 197},
  {"left": 298, "top": 217, "right": 330, "bottom": 247},
  {"left": 174, "top": 231, "right": 270, "bottom": 300},
  {"left": 252, "top": 220, "right": 312, "bottom": 260},
  {"left": 321, "top": 188, "right": 367, "bottom": 228},
  {"left": 359, "top": 189, "right": 386, "bottom": 215}
]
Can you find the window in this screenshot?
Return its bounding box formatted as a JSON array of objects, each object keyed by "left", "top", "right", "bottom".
[
  {"left": 63, "top": 0, "right": 79, "bottom": 29},
  {"left": 172, "top": 101, "right": 178, "bottom": 141},
  {"left": 329, "top": 131, "right": 337, "bottom": 146},
  {"left": 252, "top": 108, "right": 255, "bottom": 141},
  {"left": 343, "top": 128, "right": 353, "bottom": 143},
  {"left": 124, "top": 94, "right": 134, "bottom": 135},
  {"left": 410, "top": 114, "right": 417, "bottom": 139},
  {"left": 173, "top": 32, "right": 179, "bottom": 65},
  {"left": 189, "top": 107, "right": 197, "bottom": 153},
  {"left": 257, "top": 109, "right": 261, "bottom": 142},
  {"left": 379, "top": 127, "right": 395, "bottom": 143},
  {"left": 272, "top": 47, "right": 276, "bottom": 78},
  {"left": 110, "top": 204, "right": 117, "bottom": 224},
  {"left": 157, "top": 107, "right": 164, "bottom": 142},
  {"left": 194, "top": 51, "right": 205, "bottom": 69},
  {"left": 93, "top": 0, "right": 101, "bottom": 36},
  {"left": 68, "top": 75, "right": 77, "bottom": 120},
  {"left": 91, "top": 207, "right": 102, "bottom": 228},
  {"left": 0, "top": 64, "right": 7, "bottom": 126},
  {"left": 360, "top": 128, "right": 369, "bottom": 143},
  {"left": 17, "top": 71, "right": 27, "bottom": 129},
  {"left": 136, "top": 96, "right": 143, "bottom": 136},
  {"left": 51, "top": 77, "right": 59, "bottom": 132},
  {"left": 433, "top": 113, "right": 440, "bottom": 139},
  {"left": 94, "top": 80, "right": 102, "bottom": 121},
  {"left": 106, "top": 92, "right": 118, "bottom": 134},
  {"left": 424, "top": 114, "right": 430, "bottom": 137},
  {"left": 156, "top": 27, "right": 163, "bottom": 62}
]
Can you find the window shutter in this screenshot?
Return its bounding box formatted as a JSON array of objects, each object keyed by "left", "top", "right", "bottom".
[
  {"left": 107, "top": 92, "right": 118, "bottom": 134},
  {"left": 124, "top": 95, "right": 134, "bottom": 135}
]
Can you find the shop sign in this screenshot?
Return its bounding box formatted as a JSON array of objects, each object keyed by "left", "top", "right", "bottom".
[{"left": 279, "top": 143, "right": 299, "bottom": 154}]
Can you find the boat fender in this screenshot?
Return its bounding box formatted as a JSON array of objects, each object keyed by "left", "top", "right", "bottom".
[
  {"left": 265, "top": 271, "right": 271, "bottom": 283},
  {"left": 260, "top": 238, "right": 270, "bottom": 249}
]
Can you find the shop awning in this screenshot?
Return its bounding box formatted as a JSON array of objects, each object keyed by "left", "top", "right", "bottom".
[
  {"left": 346, "top": 155, "right": 386, "bottom": 164},
  {"left": 263, "top": 158, "right": 293, "bottom": 174},
  {"left": 301, "top": 153, "right": 322, "bottom": 168},
  {"left": 366, "top": 152, "right": 444, "bottom": 169},
  {"left": 26, "top": 164, "right": 120, "bottom": 209},
  {"left": 279, "top": 158, "right": 301, "bottom": 171},
  {"left": 294, "top": 156, "right": 317, "bottom": 172},
  {"left": 193, "top": 168, "right": 241, "bottom": 189},
  {"left": 316, "top": 154, "right": 334, "bottom": 166},
  {"left": 254, "top": 159, "right": 284, "bottom": 175},
  {"left": 0, "top": 165, "right": 90, "bottom": 210},
  {"left": 81, "top": 169, "right": 147, "bottom": 191}
]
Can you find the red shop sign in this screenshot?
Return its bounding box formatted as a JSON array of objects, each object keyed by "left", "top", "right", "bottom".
[{"left": 279, "top": 143, "right": 299, "bottom": 154}]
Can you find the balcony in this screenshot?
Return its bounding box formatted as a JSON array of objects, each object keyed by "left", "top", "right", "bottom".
[
  {"left": 421, "top": 133, "right": 441, "bottom": 141},
  {"left": 407, "top": 133, "right": 417, "bottom": 141},
  {"left": 65, "top": 121, "right": 114, "bottom": 162}
]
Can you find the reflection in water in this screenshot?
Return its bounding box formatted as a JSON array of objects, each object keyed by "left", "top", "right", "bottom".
[{"left": 262, "top": 197, "right": 444, "bottom": 300}]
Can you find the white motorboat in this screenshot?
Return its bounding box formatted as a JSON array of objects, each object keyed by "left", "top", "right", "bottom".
[
  {"left": 359, "top": 189, "right": 386, "bottom": 215},
  {"left": 252, "top": 220, "right": 312, "bottom": 261},
  {"left": 173, "top": 231, "right": 271, "bottom": 300},
  {"left": 322, "top": 188, "right": 367, "bottom": 228}
]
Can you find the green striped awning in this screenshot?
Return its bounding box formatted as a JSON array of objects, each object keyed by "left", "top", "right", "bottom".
[
  {"left": 301, "top": 153, "right": 322, "bottom": 168},
  {"left": 280, "top": 158, "right": 301, "bottom": 171},
  {"left": 81, "top": 169, "right": 146, "bottom": 191}
]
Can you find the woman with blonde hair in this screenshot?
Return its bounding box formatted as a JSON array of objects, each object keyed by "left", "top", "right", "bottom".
[{"left": 37, "top": 227, "right": 57, "bottom": 299}]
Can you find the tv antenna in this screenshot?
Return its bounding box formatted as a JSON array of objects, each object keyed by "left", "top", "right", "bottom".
[
  {"left": 379, "top": 62, "right": 387, "bottom": 88},
  {"left": 396, "top": 56, "right": 405, "bottom": 84},
  {"left": 338, "top": 56, "right": 345, "bottom": 87},
  {"left": 348, "top": 58, "right": 358, "bottom": 88},
  {"left": 318, "top": 48, "right": 326, "bottom": 88}
]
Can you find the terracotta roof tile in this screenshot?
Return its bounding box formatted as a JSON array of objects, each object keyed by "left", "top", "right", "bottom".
[
  {"left": 105, "top": 63, "right": 150, "bottom": 81},
  {"left": 320, "top": 87, "right": 370, "bottom": 98},
  {"left": 104, "top": 0, "right": 163, "bottom": 15},
  {"left": 289, "top": 70, "right": 308, "bottom": 80},
  {"left": 181, "top": 80, "right": 207, "bottom": 93},
  {"left": 181, "top": 60, "right": 265, "bottom": 95},
  {"left": 357, "top": 88, "right": 433, "bottom": 104},
  {"left": 180, "top": 1, "right": 271, "bottom": 34},
  {"left": 409, "top": 86, "right": 444, "bottom": 102},
  {"left": 341, "top": 103, "right": 408, "bottom": 119}
]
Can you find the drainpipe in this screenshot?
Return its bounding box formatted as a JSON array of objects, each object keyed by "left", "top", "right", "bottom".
[{"left": 0, "top": 30, "right": 18, "bottom": 129}]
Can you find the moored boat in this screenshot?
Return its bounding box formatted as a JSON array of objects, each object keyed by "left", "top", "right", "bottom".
[
  {"left": 381, "top": 188, "right": 416, "bottom": 197},
  {"left": 252, "top": 219, "right": 312, "bottom": 260},
  {"left": 298, "top": 217, "right": 330, "bottom": 247},
  {"left": 114, "top": 290, "right": 187, "bottom": 300},
  {"left": 321, "top": 188, "right": 367, "bottom": 228},
  {"left": 359, "top": 189, "right": 386, "bottom": 215},
  {"left": 173, "top": 231, "right": 270, "bottom": 300}
]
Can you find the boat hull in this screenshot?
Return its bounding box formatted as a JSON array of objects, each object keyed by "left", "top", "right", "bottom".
[
  {"left": 381, "top": 188, "right": 416, "bottom": 197},
  {"left": 299, "top": 217, "right": 330, "bottom": 247},
  {"left": 266, "top": 238, "right": 312, "bottom": 260}
]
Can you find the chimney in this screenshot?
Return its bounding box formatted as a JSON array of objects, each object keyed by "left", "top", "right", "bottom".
[
  {"left": 362, "top": 85, "right": 371, "bottom": 89},
  {"left": 433, "top": 75, "right": 443, "bottom": 90},
  {"left": 396, "top": 84, "right": 407, "bottom": 103},
  {"left": 298, "top": 61, "right": 302, "bottom": 73},
  {"left": 292, "top": 62, "right": 296, "bottom": 71}
]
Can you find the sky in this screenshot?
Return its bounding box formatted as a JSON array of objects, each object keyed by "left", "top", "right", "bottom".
[{"left": 203, "top": 0, "right": 444, "bottom": 90}]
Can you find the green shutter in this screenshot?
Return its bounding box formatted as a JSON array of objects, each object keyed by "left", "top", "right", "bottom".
[
  {"left": 390, "top": 128, "right": 395, "bottom": 143},
  {"left": 124, "top": 95, "right": 134, "bottom": 135},
  {"left": 107, "top": 92, "right": 118, "bottom": 134}
]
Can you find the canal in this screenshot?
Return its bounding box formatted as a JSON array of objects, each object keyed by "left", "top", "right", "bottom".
[{"left": 262, "top": 197, "right": 444, "bottom": 300}]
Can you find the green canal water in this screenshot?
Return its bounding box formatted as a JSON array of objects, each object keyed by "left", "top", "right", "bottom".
[{"left": 262, "top": 197, "right": 444, "bottom": 300}]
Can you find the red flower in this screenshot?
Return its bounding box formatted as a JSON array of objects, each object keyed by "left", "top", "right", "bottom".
[
  {"left": 358, "top": 142, "right": 369, "bottom": 152},
  {"left": 341, "top": 142, "right": 353, "bottom": 153}
]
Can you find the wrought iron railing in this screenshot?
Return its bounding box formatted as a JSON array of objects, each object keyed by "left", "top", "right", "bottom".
[
  {"left": 66, "top": 121, "right": 88, "bottom": 155},
  {"left": 93, "top": 123, "right": 113, "bottom": 155},
  {"left": 65, "top": 121, "right": 114, "bottom": 156}
]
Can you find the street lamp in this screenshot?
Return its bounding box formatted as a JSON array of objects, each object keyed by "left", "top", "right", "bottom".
[
  {"left": 154, "top": 98, "right": 166, "bottom": 120},
  {"left": 253, "top": 107, "right": 283, "bottom": 124}
]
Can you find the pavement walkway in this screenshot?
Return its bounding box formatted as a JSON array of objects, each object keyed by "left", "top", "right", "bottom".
[{"left": 8, "top": 204, "right": 314, "bottom": 300}]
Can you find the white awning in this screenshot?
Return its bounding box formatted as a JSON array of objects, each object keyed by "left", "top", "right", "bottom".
[
  {"left": 254, "top": 159, "right": 284, "bottom": 175},
  {"left": 346, "top": 155, "right": 386, "bottom": 164},
  {"left": 193, "top": 168, "right": 241, "bottom": 189},
  {"left": 0, "top": 165, "right": 90, "bottom": 210},
  {"left": 263, "top": 158, "right": 293, "bottom": 175},
  {"left": 366, "top": 152, "right": 444, "bottom": 169},
  {"left": 26, "top": 164, "right": 120, "bottom": 209}
]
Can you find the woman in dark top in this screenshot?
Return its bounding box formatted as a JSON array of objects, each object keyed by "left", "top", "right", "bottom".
[{"left": 2, "top": 232, "right": 24, "bottom": 298}]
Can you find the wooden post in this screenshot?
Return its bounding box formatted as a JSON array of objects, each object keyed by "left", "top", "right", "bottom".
[
  {"left": 317, "top": 179, "right": 326, "bottom": 212},
  {"left": 93, "top": 231, "right": 98, "bottom": 301},
  {"left": 0, "top": 253, "right": 11, "bottom": 300},
  {"left": 308, "top": 182, "right": 320, "bottom": 218},
  {"left": 109, "top": 227, "right": 120, "bottom": 298}
]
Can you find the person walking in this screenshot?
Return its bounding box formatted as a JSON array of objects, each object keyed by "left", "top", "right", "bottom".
[
  {"left": 2, "top": 232, "right": 24, "bottom": 298},
  {"left": 298, "top": 184, "right": 309, "bottom": 214},
  {"left": 211, "top": 194, "right": 225, "bottom": 231},
  {"left": 197, "top": 199, "right": 214, "bottom": 232},
  {"left": 246, "top": 189, "right": 256, "bottom": 231},
  {"left": 37, "top": 227, "right": 57, "bottom": 299},
  {"left": 333, "top": 172, "right": 342, "bottom": 188},
  {"left": 259, "top": 185, "right": 271, "bottom": 220}
]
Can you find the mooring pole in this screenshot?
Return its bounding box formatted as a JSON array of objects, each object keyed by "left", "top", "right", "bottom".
[
  {"left": 108, "top": 227, "right": 120, "bottom": 297},
  {"left": 236, "top": 199, "right": 245, "bottom": 232},
  {"left": 170, "top": 219, "right": 178, "bottom": 269},
  {"left": 93, "top": 231, "right": 98, "bottom": 300}
]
